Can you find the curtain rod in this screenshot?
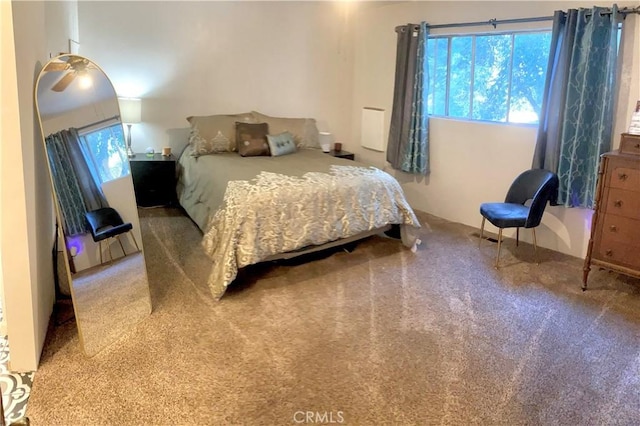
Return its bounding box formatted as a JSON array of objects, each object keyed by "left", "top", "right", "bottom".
[
  {"left": 395, "top": 6, "right": 640, "bottom": 32},
  {"left": 75, "top": 115, "right": 120, "bottom": 132}
]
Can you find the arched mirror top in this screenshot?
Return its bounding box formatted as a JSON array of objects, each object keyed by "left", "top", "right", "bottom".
[{"left": 36, "top": 54, "right": 120, "bottom": 137}]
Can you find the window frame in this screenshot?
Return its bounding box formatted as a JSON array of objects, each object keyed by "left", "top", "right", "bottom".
[
  {"left": 78, "top": 121, "right": 130, "bottom": 185},
  {"left": 426, "top": 28, "right": 553, "bottom": 126}
]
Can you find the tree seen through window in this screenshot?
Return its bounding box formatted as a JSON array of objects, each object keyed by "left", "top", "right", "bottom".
[
  {"left": 81, "top": 123, "right": 129, "bottom": 183},
  {"left": 427, "top": 31, "right": 551, "bottom": 124}
]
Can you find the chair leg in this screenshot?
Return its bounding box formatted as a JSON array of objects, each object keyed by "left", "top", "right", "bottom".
[
  {"left": 479, "top": 217, "right": 486, "bottom": 247},
  {"left": 116, "top": 235, "right": 127, "bottom": 257},
  {"left": 532, "top": 227, "right": 539, "bottom": 264},
  {"left": 516, "top": 228, "right": 519, "bottom": 247},
  {"left": 495, "top": 228, "right": 503, "bottom": 269},
  {"left": 107, "top": 238, "right": 114, "bottom": 263},
  {"left": 130, "top": 231, "right": 140, "bottom": 252},
  {"left": 98, "top": 240, "right": 104, "bottom": 265}
]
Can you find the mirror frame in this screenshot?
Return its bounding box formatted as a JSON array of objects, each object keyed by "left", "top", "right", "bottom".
[{"left": 35, "top": 53, "right": 152, "bottom": 356}]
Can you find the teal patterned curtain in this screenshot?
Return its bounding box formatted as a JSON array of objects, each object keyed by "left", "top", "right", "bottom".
[
  {"left": 388, "top": 22, "right": 430, "bottom": 175},
  {"left": 533, "top": 6, "right": 620, "bottom": 207},
  {"left": 403, "top": 22, "right": 429, "bottom": 174},
  {"left": 45, "top": 130, "right": 107, "bottom": 236}
]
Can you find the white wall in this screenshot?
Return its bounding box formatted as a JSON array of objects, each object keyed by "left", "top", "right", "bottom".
[
  {"left": 1, "top": 0, "right": 78, "bottom": 372},
  {"left": 351, "top": 1, "right": 640, "bottom": 259},
  {"left": 77, "top": 1, "right": 358, "bottom": 155},
  {"left": 2, "top": 0, "right": 49, "bottom": 372},
  {"left": 44, "top": 0, "right": 79, "bottom": 59}
]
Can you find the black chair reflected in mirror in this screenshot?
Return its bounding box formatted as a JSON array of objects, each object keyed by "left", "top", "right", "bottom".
[
  {"left": 85, "top": 207, "right": 140, "bottom": 265},
  {"left": 479, "top": 169, "right": 559, "bottom": 268}
]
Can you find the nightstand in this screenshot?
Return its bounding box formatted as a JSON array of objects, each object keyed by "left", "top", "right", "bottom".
[
  {"left": 129, "top": 153, "right": 177, "bottom": 207},
  {"left": 327, "top": 150, "right": 355, "bottom": 161}
]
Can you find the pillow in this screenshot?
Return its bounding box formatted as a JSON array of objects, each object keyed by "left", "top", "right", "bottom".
[
  {"left": 188, "top": 128, "right": 230, "bottom": 157},
  {"left": 186, "top": 112, "right": 256, "bottom": 156},
  {"left": 266, "top": 131, "right": 297, "bottom": 157},
  {"left": 251, "top": 111, "right": 320, "bottom": 149},
  {"left": 236, "top": 122, "right": 270, "bottom": 157}
]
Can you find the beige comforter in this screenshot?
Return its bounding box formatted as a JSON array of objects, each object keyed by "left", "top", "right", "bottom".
[{"left": 177, "top": 149, "right": 420, "bottom": 299}]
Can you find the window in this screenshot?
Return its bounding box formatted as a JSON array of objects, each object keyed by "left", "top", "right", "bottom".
[
  {"left": 80, "top": 123, "right": 130, "bottom": 183},
  {"left": 426, "top": 31, "right": 552, "bottom": 124}
]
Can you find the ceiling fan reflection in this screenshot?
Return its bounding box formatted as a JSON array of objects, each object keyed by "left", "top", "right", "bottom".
[{"left": 44, "top": 56, "right": 96, "bottom": 92}]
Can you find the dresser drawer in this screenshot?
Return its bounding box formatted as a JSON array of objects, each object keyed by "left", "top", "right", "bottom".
[
  {"left": 585, "top": 151, "right": 640, "bottom": 288},
  {"left": 600, "top": 214, "right": 640, "bottom": 247},
  {"left": 620, "top": 133, "right": 640, "bottom": 156},
  {"left": 607, "top": 164, "right": 640, "bottom": 192},
  {"left": 602, "top": 188, "right": 640, "bottom": 220},
  {"left": 596, "top": 235, "right": 640, "bottom": 269},
  {"left": 131, "top": 161, "right": 175, "bottom": 187}
]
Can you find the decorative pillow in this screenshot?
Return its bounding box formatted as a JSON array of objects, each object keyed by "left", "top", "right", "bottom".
[
  {"left": 189, "top": 128, "right": 230, "bottom": 157},
  {"left": 251, "top": 111, "right": 320, "bottom": 149},
  {"left": 236, "top": 122, "right": 270, "bottom": 157},
  {"left": 186, "top": 112, "right": 256, "bottom": 156},
  {"left": 266, "top": 131, "right": 297, "bottom": 157}
]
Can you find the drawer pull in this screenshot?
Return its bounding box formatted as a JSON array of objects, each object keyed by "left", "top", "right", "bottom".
[
  {"left": 609, "top": 225, "right": 617, "bottom": 232},
  {"left": 636, "top": 143, "right": 640, "bottom": 149},
  {"left": 618, "top": 173, "right": 628, "bottom": 181},
  {"left": 605, "top": 249, "right": 613, "bottom": 257},
  {"left": 614, "top": 200, "right": 623, "bottom": 208}
]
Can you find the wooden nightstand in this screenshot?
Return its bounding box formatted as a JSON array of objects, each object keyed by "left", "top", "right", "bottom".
[
  {"left": 129, "top": 153, "right": 177, "bottom": 207},
  {"left": 327, "top": 150, "right": 355, "bottom": 161}
]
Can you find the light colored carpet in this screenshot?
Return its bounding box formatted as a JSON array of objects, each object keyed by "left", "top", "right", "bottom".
[
  {"left": 71, "top": 251, "right": 152, "bottom": 356},
  {"left": 26, "top": 208, "right": 640, "bottom": 425}
]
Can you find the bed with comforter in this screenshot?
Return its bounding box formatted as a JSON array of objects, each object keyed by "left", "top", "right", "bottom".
[{"left": 177, "top": 112, "right": 421, "bottom": 299}]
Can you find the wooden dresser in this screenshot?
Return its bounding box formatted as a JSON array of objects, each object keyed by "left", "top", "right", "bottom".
[{"left": 583, "top": 133, "right": 640, "bottom": 289}]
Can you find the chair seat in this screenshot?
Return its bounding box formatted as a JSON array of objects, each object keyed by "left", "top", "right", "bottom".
[
  {"left": 480, "top": 202, "right": 529, "bottom": 229},
  {"left": 92, "top": 223, "right": 133, "bottom": 241}
]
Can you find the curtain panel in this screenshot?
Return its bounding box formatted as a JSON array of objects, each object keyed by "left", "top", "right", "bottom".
[
  {"left": 66, "top": 128, "right": 108, "bottom": 211},
  {"left": 387, "top": 22, "right": 430, "bottom": 175},
  {"left": 45, "top": 129, "right": 107, "bottom": 236},
  {"left": 533, "top": 6, "right": 620, "bottom": 208}
]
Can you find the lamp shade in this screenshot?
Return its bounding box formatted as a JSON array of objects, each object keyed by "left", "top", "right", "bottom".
[
  {"left": 319, "top": 132, "right": 333, "bottom": 143},
  {"left": 118, "top": 98, "right": 141, "bottom": 123},
  {"left": 319, "top": 132, "right": 332, "bottom": 153}
]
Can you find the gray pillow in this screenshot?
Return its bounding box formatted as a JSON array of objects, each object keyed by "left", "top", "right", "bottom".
[{"left": 266, "top": 132, "right": 297, "bottom": 157}]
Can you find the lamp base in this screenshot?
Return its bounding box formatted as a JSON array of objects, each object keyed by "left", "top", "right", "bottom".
[{"left": 126, "top": 124, "right": 135, "bottom": 157}]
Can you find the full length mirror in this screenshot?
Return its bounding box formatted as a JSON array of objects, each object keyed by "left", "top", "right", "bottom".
[{"left": 35, "top": 54, "right": 152, "bottom": 356}]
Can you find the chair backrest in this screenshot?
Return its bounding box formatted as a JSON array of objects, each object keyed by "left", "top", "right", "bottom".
[
  {"left": 505, "top": 169, "right": 559, "bottom": 228},
  {"left": 85, "top": 207, "right": 125, "bottom": 235}
]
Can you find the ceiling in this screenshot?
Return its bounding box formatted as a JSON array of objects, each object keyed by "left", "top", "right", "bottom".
[{"left": 37, "top": 62, "right": 117, "bottom": 119}]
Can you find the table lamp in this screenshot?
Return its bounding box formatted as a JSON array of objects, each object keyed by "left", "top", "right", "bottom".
[{"left": 118, "top": 97, "right": 142, "bottom": 158}]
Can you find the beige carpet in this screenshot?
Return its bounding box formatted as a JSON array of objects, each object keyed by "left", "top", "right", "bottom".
[
  {"left": 26, "top": 208, "right": 640, "bottom": 425},
  {"left": 71, "top": 251, "right": 152, "bottom": 356}
]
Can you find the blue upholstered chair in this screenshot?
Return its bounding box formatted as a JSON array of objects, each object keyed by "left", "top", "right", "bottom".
[
  {"left": 479, "top": 169, "right": 559, "bottom": 268},
  {"left": 85, "top": 207, "right": 140, "bottom": 264}
]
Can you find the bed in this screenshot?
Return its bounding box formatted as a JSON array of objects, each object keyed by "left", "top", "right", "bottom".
[{"left": 176, "top": 112, "right": 421, "bottom": 299}]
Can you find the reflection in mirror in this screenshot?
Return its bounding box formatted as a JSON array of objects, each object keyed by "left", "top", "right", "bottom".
[{"left": 35, "top": 54, "right": 152, "bottom": 356}]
